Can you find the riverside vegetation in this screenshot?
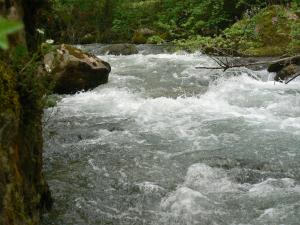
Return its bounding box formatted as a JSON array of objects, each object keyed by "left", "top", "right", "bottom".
[{"left": 41, "top": 0, "right": 300, "bottom": 56}]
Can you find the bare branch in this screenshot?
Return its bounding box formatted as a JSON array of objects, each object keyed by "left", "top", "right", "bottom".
[{"left": 194, "top": 66, "right": 224, "bottom": 70}]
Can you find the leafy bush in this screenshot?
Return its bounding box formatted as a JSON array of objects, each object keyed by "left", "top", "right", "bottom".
[
  {"left": 147, "top": 35, "right": 165, "bottom": 44},
  {"left": 178, "top": 4, "right": 300, "bottom": 56}
]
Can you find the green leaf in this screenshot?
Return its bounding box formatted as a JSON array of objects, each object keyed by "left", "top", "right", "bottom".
[{"left": 0, "top": 16, "right": 23, "bottom": 50}]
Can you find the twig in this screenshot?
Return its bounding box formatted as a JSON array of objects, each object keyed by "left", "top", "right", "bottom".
[{"left": 194, "top": 66, "right": 224, "bottom": 70}]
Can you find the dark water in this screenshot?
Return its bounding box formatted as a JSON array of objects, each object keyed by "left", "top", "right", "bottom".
[{"left": 42, "top": 47, "right": 300, "bottom": 225}]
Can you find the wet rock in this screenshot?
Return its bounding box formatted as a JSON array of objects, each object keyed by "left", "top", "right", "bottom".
[
  {"left": 100, "top": 44, "right": 138, "bottom": 55},
  {"left": 274, "top": 64, "right": 300, "bottom": 81},
  {"left": 44, "top": 44, "right": 111, "bottom": 94},
  {"left": 268, "top": 55, "right": 300, "bottom": 81},
  {"left": 268, "top": 55, "right": 300, "bottom": 73}
]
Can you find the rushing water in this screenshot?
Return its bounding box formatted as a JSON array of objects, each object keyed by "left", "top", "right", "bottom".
[{"left": 42, "top": 46, "right": 300, "bottom": 225}]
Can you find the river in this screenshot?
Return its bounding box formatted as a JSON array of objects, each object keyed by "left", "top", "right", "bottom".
[{"left": 42, "top": 45, "right": 300, "bottom": 225}]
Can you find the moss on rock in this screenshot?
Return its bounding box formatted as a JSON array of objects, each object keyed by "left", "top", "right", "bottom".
[{"left": 132, "top": 32, "right": 147, "bottom": 44}]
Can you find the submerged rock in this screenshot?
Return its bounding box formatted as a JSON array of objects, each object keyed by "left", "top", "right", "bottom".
[
  {"left": 100, "top": 44, "right": 138, "bottom": 55},
  {"left": 44, "top": 44, "right": 111, "bottom": 94}
]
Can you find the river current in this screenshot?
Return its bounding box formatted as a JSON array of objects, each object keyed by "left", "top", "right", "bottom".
[{"left": 42, "top": 45, "right": 300, "bottom": 225}]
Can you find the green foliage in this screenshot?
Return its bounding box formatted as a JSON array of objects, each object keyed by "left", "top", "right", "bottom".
[
  {"left": 0, "top": 17, "right": 23, "bottom": 49},
  {"left": 178, "top": 4, "right": 300, "bottom": 56},
  {"left": 110, "top": 0, "right": 275, "bottom": 41},
  {"left": 49, "top": 0, "right": 275, "bottom": 43},
  {"left": 46, "top": 0, "right": 299, "bottom": 57},
  {"left": 147, "top": 35, "right": 165, "bottom": 44},
  {"left": 48, "top": 0, "right": 114, "bottom": 43}
]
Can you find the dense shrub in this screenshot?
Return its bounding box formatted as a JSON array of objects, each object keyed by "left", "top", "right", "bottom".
[{"left": 177, "top": 4, "right": 300, "bottom": 56}]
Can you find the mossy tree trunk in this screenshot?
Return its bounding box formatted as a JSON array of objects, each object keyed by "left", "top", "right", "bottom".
[{"left": 0, "top": 1, "right": 52, "bottom": 225}]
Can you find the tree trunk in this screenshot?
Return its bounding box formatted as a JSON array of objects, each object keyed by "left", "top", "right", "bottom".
[{"left": 0, "top": 1, "right": 52, "bottom": 225}]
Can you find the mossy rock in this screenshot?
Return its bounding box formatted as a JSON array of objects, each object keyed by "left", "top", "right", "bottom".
[
  {"left": 100, "top": 44, "right": 138, "bottom": 55},
  {"left": 44, "top": 44, "right": 111, "bottom": 94},
  {"left": 132, "top": 28, "right": 156, "bottom": 44},
  {"left": 268, "top": 55, "right": 300, "bottom": 72},
  {"left": 274, "top": 64, "right": 300, "bottom": 81},
  {"left": 132, "top": 32, "right": 147, "bottom": 44},
  {"left": 266, "top": 55, "right": 300, "bottom": 82}
]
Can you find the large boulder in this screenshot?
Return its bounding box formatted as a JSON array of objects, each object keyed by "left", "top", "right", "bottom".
[
  {"left": 268, "top": 55, "right": 300, "bottom": 81},
  {"left": 100, "top": 44, "right": 138, "bottom": 55},
  {"left": 44, "top": 44, "right": 111, "bottom": 94}
]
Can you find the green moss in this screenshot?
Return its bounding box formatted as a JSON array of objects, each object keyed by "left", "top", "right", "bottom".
[
  {"left": 62, "top": 44, "right": 86, "bottom": 59},
  {"left": 132, "top": 32, "right": 147, "bottom": 44},
  {"left": 0, "top": 52, "right": 52, "bottom": 224},
  {"left": 0, "top": 61, "right": 20, "bottom": 116}
]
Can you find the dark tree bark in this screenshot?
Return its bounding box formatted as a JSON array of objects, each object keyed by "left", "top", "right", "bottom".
[{"left": 21, "top": 0, "right": 51, "bottom": 51}]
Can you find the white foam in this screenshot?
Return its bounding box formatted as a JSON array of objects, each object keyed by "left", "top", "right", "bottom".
[
  {"left": 45, "top": 52, "right": 300, "bottom": 225},
  {"left": 160, "top": 163, "right": 300, "bottom": 224}
]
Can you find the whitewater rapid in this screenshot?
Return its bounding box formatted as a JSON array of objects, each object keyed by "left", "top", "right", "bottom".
[{"left": 43, "top": 49, "right": 300, "bottom": 225}]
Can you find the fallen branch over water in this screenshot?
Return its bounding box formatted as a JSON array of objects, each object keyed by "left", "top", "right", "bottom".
[
  {"left": 196, "top": 55, "right": 299, "bottom": 71},
  {"left": 195, "top": 54, "right": 300, "bottom": 84}
]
